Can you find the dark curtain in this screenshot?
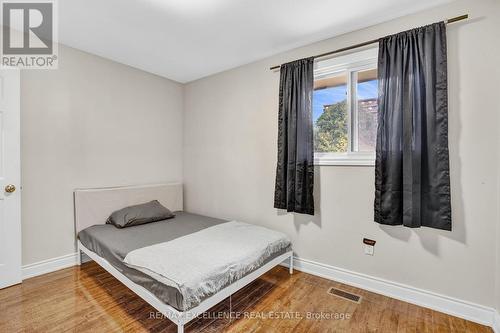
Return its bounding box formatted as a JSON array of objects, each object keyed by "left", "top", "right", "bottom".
[
  {"left": 375, "top": 22, "right": 451, "bottom": 230},
  {"left": 274, "top": 57, "right": 315, "bottom": 215}
]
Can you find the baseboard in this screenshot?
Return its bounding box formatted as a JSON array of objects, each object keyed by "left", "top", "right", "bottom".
[
  {"left": 493, "top": 310, "right": 500, "bottom": 333},
  {"left": 22, "top": 252, "right": 78, "bottom": 280},
  {"left": 282, "top": 256, "right": 497, "bottom": 328}
]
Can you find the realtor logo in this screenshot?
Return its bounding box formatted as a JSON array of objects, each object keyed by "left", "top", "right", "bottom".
[{"left": 1, "top": 0, "right": 58, "bottom": 68}]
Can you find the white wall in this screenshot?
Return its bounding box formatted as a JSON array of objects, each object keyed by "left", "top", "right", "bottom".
[
  {"left": 184, "top": 0, "right": 500, "bottom": 308},
  {"left": 21, "top": 45, "right": 184, "bottom": 265}
]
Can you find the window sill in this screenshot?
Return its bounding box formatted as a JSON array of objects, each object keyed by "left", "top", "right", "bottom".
[{"left": 314, "top": 153, "right": 375, "bottom": 166}]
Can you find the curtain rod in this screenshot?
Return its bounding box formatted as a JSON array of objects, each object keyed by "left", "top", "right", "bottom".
[{"left": 269, "top": 14, "right": 468, "bottom": 71}]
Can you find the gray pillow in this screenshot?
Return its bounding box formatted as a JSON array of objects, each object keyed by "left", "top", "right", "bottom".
[{"left": 106, "top": 200, "right": 175, "bottom": 228}]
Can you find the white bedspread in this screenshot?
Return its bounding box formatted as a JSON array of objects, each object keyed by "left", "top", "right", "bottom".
[{"left": 123, "top": 221, "right": 291, "bottom": 310}]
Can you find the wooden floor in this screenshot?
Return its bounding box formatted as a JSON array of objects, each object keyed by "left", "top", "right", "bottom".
[{"left": 0, "top": 262, "right": 492, "bottom": 333}]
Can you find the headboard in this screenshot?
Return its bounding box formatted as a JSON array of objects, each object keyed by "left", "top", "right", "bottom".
[{"left": 74, "top": 183, "right": 183, "bottom": 234}]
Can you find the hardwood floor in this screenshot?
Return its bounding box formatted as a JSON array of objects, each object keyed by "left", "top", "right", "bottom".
[{"left": 0, "top": 262, "right": 492, "bottom": 333}]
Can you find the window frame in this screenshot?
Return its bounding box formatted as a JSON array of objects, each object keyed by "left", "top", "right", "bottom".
[{"left": 313, "top": 48, "right": 378, "bottom": 166}]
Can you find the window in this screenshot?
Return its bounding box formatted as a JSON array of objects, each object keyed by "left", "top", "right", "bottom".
[{"left": 313, "top": 48, "right": 378, "bottom": 166}]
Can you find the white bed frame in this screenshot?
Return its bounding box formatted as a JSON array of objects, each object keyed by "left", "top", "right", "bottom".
[{"left": 74, "top": 183, "right": 293, "bottom": 333}]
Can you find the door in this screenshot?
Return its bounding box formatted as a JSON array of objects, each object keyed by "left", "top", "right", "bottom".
[{"left": 0, "top": 68, "right": 21, "bottom": 289}]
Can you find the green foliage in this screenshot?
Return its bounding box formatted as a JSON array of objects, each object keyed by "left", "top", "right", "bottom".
[{"left": 314, "top": 100, "right": 348, "bottom": 153}]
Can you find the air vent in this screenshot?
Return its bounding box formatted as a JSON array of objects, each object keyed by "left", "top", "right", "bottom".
[{"left": 327, "top": 287, "right": 361, "bottom": 303}]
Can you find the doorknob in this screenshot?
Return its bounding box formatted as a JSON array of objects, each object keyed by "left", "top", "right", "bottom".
[{"left": 5, "top": 184, "right": 16, "bottom": 193}]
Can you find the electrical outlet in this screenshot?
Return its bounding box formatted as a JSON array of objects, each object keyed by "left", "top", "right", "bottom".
[{"left": 362, "top": 238, "right": 376, "bottom": 256}]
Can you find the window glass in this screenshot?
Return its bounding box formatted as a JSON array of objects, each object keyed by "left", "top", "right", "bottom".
[
  {"left": 356, "top": 68, "right": 378, "bottom": 152},
  {"left": 313, "top": 73, "right": 348, "bottom": 153}
]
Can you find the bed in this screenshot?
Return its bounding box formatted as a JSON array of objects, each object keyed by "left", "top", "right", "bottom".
[{"left": 74, "top": 183, "right": 293, "bottom": 333}]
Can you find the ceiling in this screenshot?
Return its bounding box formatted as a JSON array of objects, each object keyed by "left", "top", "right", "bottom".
[{"left": 59, "top": 0, "right": 452, "bottom": 83}]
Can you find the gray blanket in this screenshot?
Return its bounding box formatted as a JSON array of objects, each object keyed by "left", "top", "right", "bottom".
[
  {"left": 124, "top": 221, "right": 291, "bottom": 310},
  {"left": 78, "top": 212, "right": 291, "bottom": 311}
]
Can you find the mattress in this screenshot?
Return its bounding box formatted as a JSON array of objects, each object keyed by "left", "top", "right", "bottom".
[{"left": 77, "top": 212, "right": 290, "bottom": 311}]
